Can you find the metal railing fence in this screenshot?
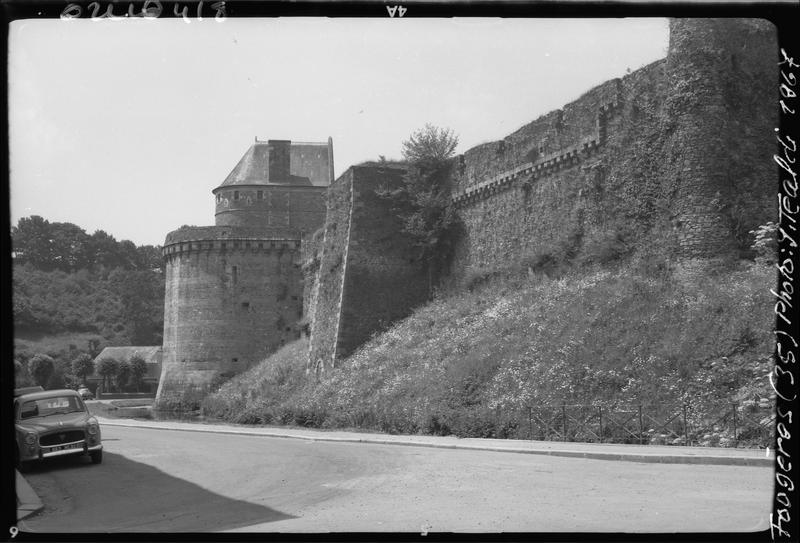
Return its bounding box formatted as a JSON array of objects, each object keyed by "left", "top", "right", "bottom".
[{"left": 501, "top": 403, "right": 775, "bottom": 447}]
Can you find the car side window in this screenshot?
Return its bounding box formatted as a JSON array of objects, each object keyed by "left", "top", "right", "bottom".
[{"left": 20, "top": 402, "right": 39, "bottom": 419}]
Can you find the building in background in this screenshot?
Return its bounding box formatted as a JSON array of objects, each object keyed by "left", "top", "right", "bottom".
[{"left": 90, "top": 346, "right": 162, "bottom": 395}]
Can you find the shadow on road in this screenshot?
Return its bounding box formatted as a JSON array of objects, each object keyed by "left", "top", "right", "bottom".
[{"left": 20, "top": 452, "right": 295, "bottom": 533}]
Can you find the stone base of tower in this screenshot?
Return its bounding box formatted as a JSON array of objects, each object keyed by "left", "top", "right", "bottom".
[
  {"left": 154, "top": 369, "right": 221, "bottom": 411},
  {"left": 154, "top": 225, "right": 307, "bottom": 411}
]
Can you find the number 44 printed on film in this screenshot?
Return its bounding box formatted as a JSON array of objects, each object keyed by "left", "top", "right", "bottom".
[{"left": 386, "top": 5, "right": 406, "bottom": 17}]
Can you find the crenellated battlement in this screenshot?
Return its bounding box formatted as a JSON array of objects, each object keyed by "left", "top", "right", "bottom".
[
  {"left": 163, "top": 238, "right": 302, "bottom": 260},
  {"left": 452, "top": 98, "right": 622, "bottom": 206}
]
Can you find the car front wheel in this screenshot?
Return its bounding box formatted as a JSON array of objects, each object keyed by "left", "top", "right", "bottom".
[{"left": 90, "top": 450, "right": 103, "bottom": 464}]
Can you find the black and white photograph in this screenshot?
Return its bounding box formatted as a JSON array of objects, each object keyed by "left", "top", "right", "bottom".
[{"left": 6, "top": 4, "right": 798, "bottom": 536}]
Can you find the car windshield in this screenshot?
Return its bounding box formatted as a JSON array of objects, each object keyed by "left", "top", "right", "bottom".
[{"left": 19, "top": 396, "right": 85, "bottom": 420}]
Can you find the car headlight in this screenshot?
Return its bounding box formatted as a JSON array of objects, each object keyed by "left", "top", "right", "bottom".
[
  {"left": 25, "top": 432, "right": 37, "bottom": 445},
  {"left": 87, "top": 418, "right": 99, "bottom": 435}
]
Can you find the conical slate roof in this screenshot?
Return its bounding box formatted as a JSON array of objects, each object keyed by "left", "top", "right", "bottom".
[{"left": 218, "top": 139, "right": 333, "bottom": 188}]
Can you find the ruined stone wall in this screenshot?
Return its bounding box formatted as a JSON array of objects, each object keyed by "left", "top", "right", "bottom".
[
  {"left": 213, "top": 185, "right": 327, "bottom": 232},
  {"left": 449, "top": 18, "right": 776, "bottom": 276},
  {"left": 155, "top": 226, "right": 304, "bottom": 409}
]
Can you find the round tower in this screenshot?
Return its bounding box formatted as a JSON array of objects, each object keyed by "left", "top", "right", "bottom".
[
  {"left": 663, "top": 18, "right": 776, "bottom": 261},
  {"left": 213, "top": 139, "right": 329, "bottom": 231},
  {"left": 155, "top": 138, "right": 332, "bottom": 410}
]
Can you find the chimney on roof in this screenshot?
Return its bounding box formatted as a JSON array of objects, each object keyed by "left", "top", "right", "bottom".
[{"left": 267, "top": 140, "right": 291, "bottom": 182}]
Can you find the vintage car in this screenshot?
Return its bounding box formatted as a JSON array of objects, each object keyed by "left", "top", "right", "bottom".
[
  {"left": 77, "top": 386, "right": 94, "bottom": 400},
  {"left": 14, "top": 388, "right": 103, "bottom": 470}
]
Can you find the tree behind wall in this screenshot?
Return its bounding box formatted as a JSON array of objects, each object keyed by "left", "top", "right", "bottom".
[
  {"left": 27, "top": 353, "right": 55, "bottom": 388},
  {"left": 392, "top": 124, "right": 461, "bottom": 295},
  {"left": 116, "top": 360, "right": 132, "bottom": 392},
  {"left": 15, "top": 360, "right": 35, "bottom": 388},
  {"left": 129, "top": 355, "right": 147, "bottom": 392},
  {"left": 95, "top": 357, "right": 119, "bottom": 392},
  {"left": 72, "top": 353, "right": 95, "bottom": 385}
]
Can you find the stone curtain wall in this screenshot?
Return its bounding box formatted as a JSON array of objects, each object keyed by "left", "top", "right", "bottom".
[
  {"left": 452, "top": 77, "right": 622, "bottom": 197},
  {"left": 302, "top": 19, "right": 776, "bottom": 376},
  {"left": 449, "top": 18, "right": 777, "bottom": 276},
  {"left": 306, "top": 169, "right": 354, "bottom": 375},
  {"left": 451, "top": 62, "right": 660, "bottom": 273},
  {"left": 305, "top": 165, "right": 429, "bottom": 374},
  {"left": 335, "top": 166, "right": 429, "bottom": 363},
  {"left": 300, "top": 228, "right": 325, "bottom": 339}
]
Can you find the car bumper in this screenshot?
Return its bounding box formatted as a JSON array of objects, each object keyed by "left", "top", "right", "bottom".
[{"left": 20, "top": 442, "right": 102, "bottom": 462}]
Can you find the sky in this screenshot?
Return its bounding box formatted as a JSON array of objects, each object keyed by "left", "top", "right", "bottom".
[{"left": 9, "top": 17, "right": 669, "bottom": 246}]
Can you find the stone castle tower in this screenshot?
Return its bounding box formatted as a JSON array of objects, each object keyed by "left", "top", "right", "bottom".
[{"left": 155, "top": 138, "right": 333, "bottom": 409}]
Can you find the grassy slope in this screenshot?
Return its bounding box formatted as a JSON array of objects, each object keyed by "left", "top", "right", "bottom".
[{"left": 203, "top": 262, "right": 776, "bottom": 444}]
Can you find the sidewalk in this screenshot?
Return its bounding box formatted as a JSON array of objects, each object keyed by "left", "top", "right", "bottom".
[
  {"left": 16, "top": 470, "right": 43, "bottom": 521},
  {"left": 96, "top": 416, "right": 774, "bottom": 467}
]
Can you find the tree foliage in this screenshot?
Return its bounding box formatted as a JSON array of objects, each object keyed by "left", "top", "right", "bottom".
[
  {"left": 395, "top": 125, "right": 460, "bottom": 273},
  {"left": 72, "top": 353, "right": 95, "bottom": 385},
  {"left": 28, "top": 353, "right": 55, "bottom": 387},
  {"left": 402, "top": 124, "right": 459, "bottom": 165},
  {"left": 116, "top": 360, "right": 132, "bottom": 391},
  {"left": 15, "top": 360, "right": 35, "bottom": 388},
  {"left": 95, "top": 357, "right": 120, "bottom": 391},
  {"left": 129, "top": 355, "right": 148, "bottom": 392},
  {"left": 12, "top": 216, "right": 165, "bottom": 345},
  {"left": 11, "top": 215, "right": 163, "bottom": 273},
  {"left": 110, "top": 269, "right": 165, "bottom": 345}
]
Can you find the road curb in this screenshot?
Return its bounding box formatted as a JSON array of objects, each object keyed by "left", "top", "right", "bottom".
[
  {"left": 16, "top": 470, "right": 44, "bottom": 521},
  {"left": 98, "top": 419, "right": 774, "bottom": 467}
]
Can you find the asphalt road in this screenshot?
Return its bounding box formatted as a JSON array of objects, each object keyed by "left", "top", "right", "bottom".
[{"left": 19, "top": 425, "right": 773, "bottom": 533}]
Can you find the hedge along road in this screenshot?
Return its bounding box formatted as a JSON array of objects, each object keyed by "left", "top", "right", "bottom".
[{"left": 18, "top": 425, "right": 772, "bottom": 533}]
